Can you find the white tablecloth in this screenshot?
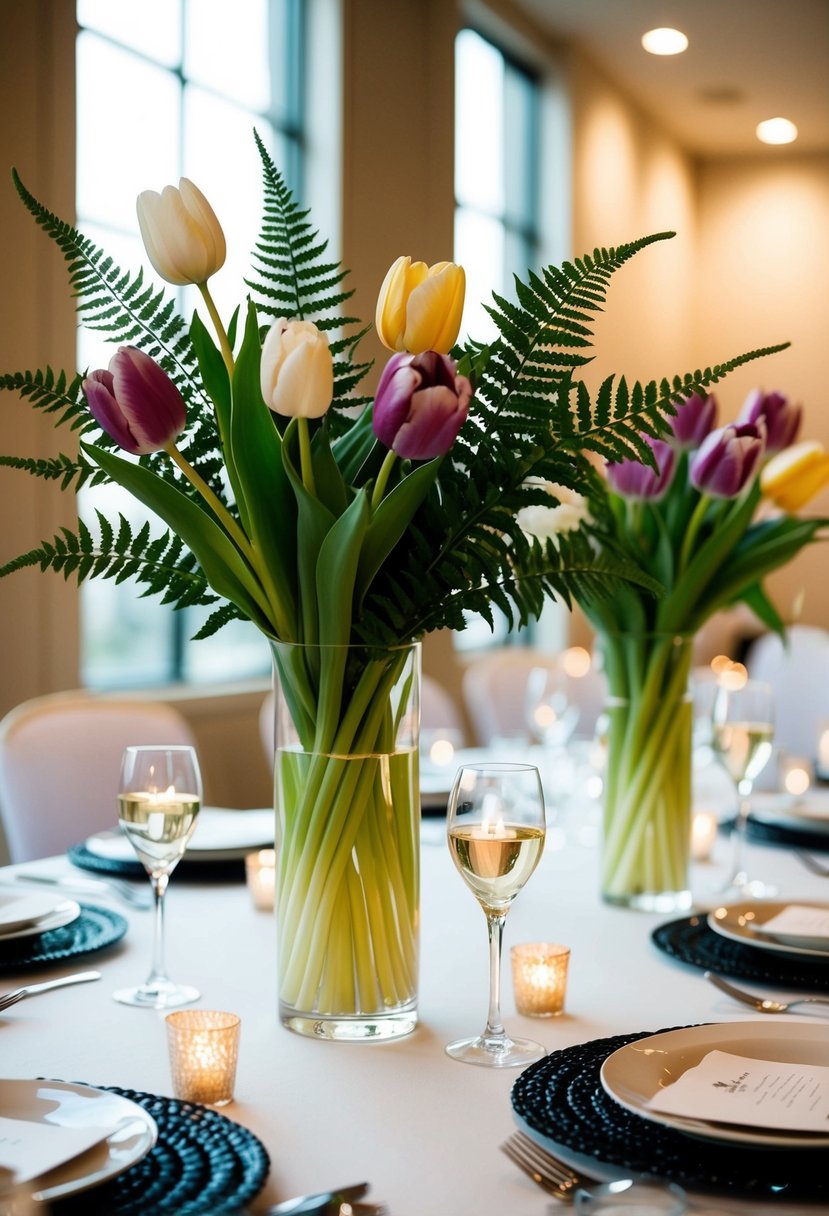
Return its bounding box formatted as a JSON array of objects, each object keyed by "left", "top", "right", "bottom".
[{"left": 1, "top": 820, "right": 827, "bottom": 1215}]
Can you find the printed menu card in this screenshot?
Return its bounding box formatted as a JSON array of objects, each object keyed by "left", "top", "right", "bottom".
[{"left": 646, "top": 1050, "right": 829, "bottom": 1131}]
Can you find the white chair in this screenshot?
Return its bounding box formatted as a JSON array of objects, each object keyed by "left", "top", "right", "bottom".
[
  {"left": 745, "top": 625, "right": 829, "bottom": 758},
  {"left": 0, "top": 691, "right": 197, "bottom": 862}
]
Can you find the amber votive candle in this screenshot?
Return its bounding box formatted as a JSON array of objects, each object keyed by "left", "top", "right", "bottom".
[
  {"left": 511, "top": 943, "right": 570, "bottom": 1017},
  {"left": 690, "top": 808, "right": 718, "bottom": 861},
  {"left": 166, "top": 1010, "right": 240, "bottom": 1105},
  {"left": 245, "top": 848, "right": 276, "bottom": 911}
]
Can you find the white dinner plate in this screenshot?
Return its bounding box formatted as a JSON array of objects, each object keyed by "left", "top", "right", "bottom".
[
  {"left": 0, "top": 892, "right": 73, "bottom": 934},
  {"left": 0, "top": 1078, "right": 157, "bottom": 1203},
  {"left": 751, "top": 791, "right": 829, "bottom": 832},
  {"left": 707, "top": 900, "right": 829, "bottom": 959},
  {"left": 600, "top": 1021, "right": 829, "bottom": 1148},
  {"left": 0, "top": 901, "right": 80, "bottom": 942},
  {"left": 86, "top": 807, "right": 274, "bottom": 864}
]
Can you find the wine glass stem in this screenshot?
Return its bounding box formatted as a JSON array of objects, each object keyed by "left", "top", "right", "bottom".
[
  {"left": 483, "top": 911, "right": 507, "bottom": 1042},
  {"left": 731, "top": 782, "right": 752, "bottom": 881},
  {"left": 147, "top": 872, "right": 171, "bottom": 986}
]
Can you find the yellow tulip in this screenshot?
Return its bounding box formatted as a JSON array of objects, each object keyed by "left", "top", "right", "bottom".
[
  {"left": 260, "top": 318, "right": 333, "bottom": 419},
  {"left": 761, "top": 440, "right": 829, "bottom": 512},
  {"left": 375, "top": 256, "right": 465, "bottom": 354},
  {"left": 137, "top": 178, "right": 226, "bottom": 286}
]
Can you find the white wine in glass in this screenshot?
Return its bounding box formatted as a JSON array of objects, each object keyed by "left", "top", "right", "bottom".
[
  {"left": 113, "top": 745, "right": 202, "bottom": 1009},
  {"left": 712, "top": 680, "right": 774, "bottom": 899},
  {"left": 446, "top": 763, "right": 546, "bottom": 1067}
]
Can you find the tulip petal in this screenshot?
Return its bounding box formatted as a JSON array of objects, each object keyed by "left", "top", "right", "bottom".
[
  {"left": 372, "top": 364, "right": 421, "bottom": 448},
  {"left": 392, "top": 386, "right": 467, "bottom": 459},
  {"left": 83, "top": 370, "right": 142, "bottom": 454}
]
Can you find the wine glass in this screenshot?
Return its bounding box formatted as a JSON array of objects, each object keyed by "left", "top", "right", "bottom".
[
  {"left": 711, "top": 679, "right": 775, "bottom": 899},
  {"left": 525, "top": 666, "right": 580, "bottom": 748},
  {"left": 446, "top": 763, "right": 547, "bottom": 1067},
  {"left": 113, "top": 745, "right": 202, "bottom": 1008}
]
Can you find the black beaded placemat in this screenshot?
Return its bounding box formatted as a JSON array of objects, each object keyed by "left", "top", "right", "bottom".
[
  {"left": 511, "top": 1028, "right": 829, "bottom": 1201},
  {"left": 68, "top": 843, "right": 246, "bottom": 883},
  {"left": 0, "top": 904, "right": 127, "bottom": 972},
  {"left": 747, "top": 814, "right": 829, "bottom": 854},
  {"left": 652, "top": 914, "right": 829, "bottom": 990},
  {"left": 49, "top": 1086, "right": 269, "bottom": 1215}
]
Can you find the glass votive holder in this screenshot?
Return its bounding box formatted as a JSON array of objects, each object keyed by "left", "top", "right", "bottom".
[
  {"left": 511, "top": 943, "right": 570, "bottom": 1017},
  {"left": 166, "top": 1010, "right": 240, "bottom": 1106},
  {"left": 690, "top": 808, "right": 718, "bottom": 861},
  {"left": 245, "top": 848, "right": 276, "bottom": 911}
]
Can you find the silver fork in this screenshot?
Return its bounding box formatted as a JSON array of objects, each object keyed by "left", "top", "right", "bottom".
[
  {"left": 501, "top": 1131, "right": 600, "bottom": 1203},
  {"left": 0, "top": 970, "right": 101, "bottom": 1012},
  {"left": 13, "top": 872, "right": 152, "bottom": 910}
]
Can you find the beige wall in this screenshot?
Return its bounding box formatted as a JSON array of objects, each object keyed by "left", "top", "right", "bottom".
[{"left": 696, "top": 153, "right": 829, "bottom": 632}]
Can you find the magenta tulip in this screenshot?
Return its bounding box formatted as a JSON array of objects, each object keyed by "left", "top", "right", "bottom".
[
  {"left": 669, "top": 392, "right": 717, "bottom": 448},
  {"left": 689, "top": 422, "right": 765, "bottom": 498},
  {"left": 83, "top": 346, "right": 186, "bottom": 455},
  {"left": 737, "top": 388, "right": 801, "bottom": 453},
  {"left": 372, "top": 351, "right": 472, "bottom": 460},
  {"left": 605, "top": 437, "right": 676, "bottom": 501}
]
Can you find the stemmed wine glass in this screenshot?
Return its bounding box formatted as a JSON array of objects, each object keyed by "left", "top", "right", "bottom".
[
  {"left": 446, "top": 763, "right": 546, "bottom": 1067},
  {"left": 113, "top": 745, "right": 202, "bottom": 1008},
  {"left": 711, "top": 679, "right": 775, "bottom": 899},
  {"left": 525, "top": 667, "right": 580, "bottom": 748}
]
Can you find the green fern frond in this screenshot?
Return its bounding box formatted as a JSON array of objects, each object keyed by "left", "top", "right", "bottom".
[
  {"left": 191, "top": 602, "right": 247, "bottom": 640},
  {"left": 11, "top": 170, "right": 203, "bottom": 405},
  {"left": 0, "top": 451, "right": 105, "bottom": 491},
  {"left": 0, "top": 367, "right": 94, "bottom": 433}
]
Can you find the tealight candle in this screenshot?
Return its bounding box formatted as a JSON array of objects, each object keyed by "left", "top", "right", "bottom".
[
  {"left": 166, "top": 1010, "right": 241, "bottom": 1106},
  {"left": 779, "top": 754, "right": 813, "bottom": 798},
  {"left": 690, "top": 808, "right": 718, "bottom": 861},
  {"left": 245, "top": 848, "right": 276, "bottom": 911},
  {"left": 511, "top": 943, "right": 570, "bottom": 1017}
]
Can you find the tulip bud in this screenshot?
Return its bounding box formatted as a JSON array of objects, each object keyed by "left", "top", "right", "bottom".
[
  {"left": 260, "top": 318, "right": 334, "bottom": 419},
  {"left": 761, "top": 440, "right": 829, "bottom": 512},
  {"left": 605, "top": 438, "right": 676, "bottom": 501},
  {"left": 372, "top": 351, "right": 471, "bottom": 460},
  {"left": 375, "top": 256, "right": 465, "bottom": 355},
  {"left": 82, "top": 346, "right": 186, "bottom": 455},
  {"left": 737, "top": 388, "right": 802, "bottom": 453},
  {"left": 669, "top": 392, "right": 717, "bottom": 448},
  {"left": 136, "top": 178, "right": 226, "bottom": 286},
  {"left": 689, "top": 422, "right": 765, "bottom": 498}
]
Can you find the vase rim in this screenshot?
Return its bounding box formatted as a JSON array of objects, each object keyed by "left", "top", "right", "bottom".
[{"left": 270, "top": 639, "right": 421, "bottom": 654}]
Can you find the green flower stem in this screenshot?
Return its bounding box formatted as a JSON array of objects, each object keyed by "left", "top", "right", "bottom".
[
  {"left": 600, "top": 634, "right": 693, "bottom": 900},
  {"left": 677, "top": 494, "right": 710, "bottom": 575},
  {"left": 197, "top": 281, "right": 235, "bottom": 376},
  {"left": 163, "top": 440, "right": 277, "bottom": 623},
  {"left": 371, "top": 450, "right": 398, "bottom": 511},
  {"left": 297, "top": 417, "right": 316, "bottom": 497}
]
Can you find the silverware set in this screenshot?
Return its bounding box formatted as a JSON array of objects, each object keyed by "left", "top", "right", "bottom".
[
  {"left": 11, "top": 871, "right": 152, "bottom": 910},
  {"left": 501, "top": 1131, "right": 597, "bottom": 1203},
  {"left": 705, "top": 970, "right": 829, "bottom": 1014}
]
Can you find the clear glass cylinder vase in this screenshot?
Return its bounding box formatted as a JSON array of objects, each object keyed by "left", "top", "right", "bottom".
[
  {"left": 598, "top": 632, "right": 693, "bottom": 913},
  {"left": 270, "top": 639, "right": 420, "bottom": 1041}
]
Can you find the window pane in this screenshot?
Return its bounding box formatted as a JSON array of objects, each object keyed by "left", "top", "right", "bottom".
[
  {"left": 182, "top": 613, "right": 271, "bottom": 683},
  {"left": 455, "top": 29, "right": 504, "bottom": 215},
  {"left": 503, "top": 62, "right": 538, "bottom": 232},
  {"left": 455, "top": 208, "right": 503, "bottom": 345},
  {"left": 77, "top": 0, "right": 182, "bottom": 66},
  {"left": 76, "top": 33, "right": 181, "bottom": 230},
  {"left": 184, "top": 0, "right": 271, "bottom": 112}
]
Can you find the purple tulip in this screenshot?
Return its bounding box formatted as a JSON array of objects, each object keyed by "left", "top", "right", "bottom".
[
  {"left": 605, "top": 437, "right": 676, "bottom": 501},
  {"left": 689, "top": 422, "right": 765, "bottom": 498},
  {"left": 669, "top": 392, "right": 717, "bottom": 448},
  {"left": 83, "top": 346, "right": 186, "bottom": 455},
  {"left": 737, "top": 388, "right": 801, "bottom": 453},
  {"left": 372, "top": 350, "right": 472, "bottom": 460}
]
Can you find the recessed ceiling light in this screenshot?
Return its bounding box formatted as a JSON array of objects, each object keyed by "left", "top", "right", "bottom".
[
  {"left": 641, "top": 27, "right": 689, "bottom": 56},
  {"left": 756, "top": 117, "right": 798, "bottom": 145}
]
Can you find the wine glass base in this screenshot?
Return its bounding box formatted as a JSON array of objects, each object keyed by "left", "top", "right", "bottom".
[
  {"left": 113, "top": 980, "right": 200, "bottom": 1010},
  {"left": 715, "top": 871, "right": 777, "bottom": 901},
  {"left": 445, "top": 1033, "right": 546, "bottom": 1068}
]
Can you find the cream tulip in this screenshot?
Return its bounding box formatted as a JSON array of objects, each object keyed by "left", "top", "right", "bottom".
[
  {"left": 260, "top": 318, "right": 334, "bottom": 419},
  {"left": 375, "top": 256, "right": 465, "bottom": 354},
  {"left": 136, "top": 178, "right": 226, "bottom": 286}
]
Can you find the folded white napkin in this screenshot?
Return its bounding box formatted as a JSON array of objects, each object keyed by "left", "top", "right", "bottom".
[{"left": 0, "top": 1115, "right": 114, "bottom": 1184}]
